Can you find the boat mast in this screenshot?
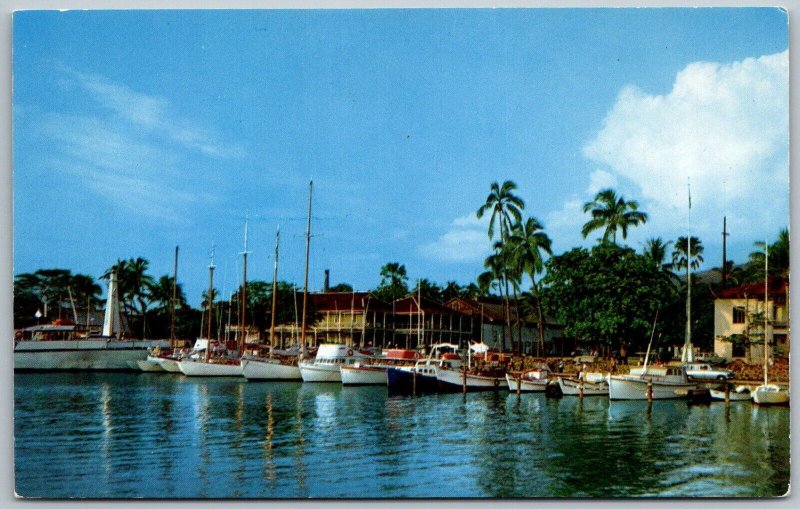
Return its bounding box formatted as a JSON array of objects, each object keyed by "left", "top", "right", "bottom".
[
  {"left": 239, "top": 217, "right": 250, "bottom": 356},
  {"left": 169, "top": 245, "right": 179, "bottom": 349},
  {"left": 205, "top": 245, "right": 216, "bottom": 363},
  {"left": 300, "top": 180, "right": 313, "bottom": 349},
  {"left": 269, "top": 226, "right": 279, "bottom": 354},
  {"left": 764, "top": 242, "right": 769, "bottom": 387},
  {"left": 682, "top": 178, "right": 693, "bottom": 363}
]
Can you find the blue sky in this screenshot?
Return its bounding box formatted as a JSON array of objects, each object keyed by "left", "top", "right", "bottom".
[{"left": 13, "top": 8, "right": 789, "bottom": 305}]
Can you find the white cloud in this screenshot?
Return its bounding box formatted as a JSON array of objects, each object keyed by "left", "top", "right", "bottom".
[
  {"left": 583, "top": 51, "right": 788, "bottom": 243},
  {"left": 66, "top": 68, "right": 246, "bottom": 159},
  {"left": 420, "top": 213, "right": 492, "bottom": 262}
]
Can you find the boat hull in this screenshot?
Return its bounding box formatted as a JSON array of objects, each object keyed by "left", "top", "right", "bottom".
[
  {"left": 178, "top": 359, "right": 243, "bottom": 377},
  {"left": 386, "top": 367, "right": 439, "bottom": 395},
  {"left": 752, "top": 385, "right": 789, "bottom": 405},
  {"left": 241, "top": 357, "right": 302, "bottom": 380},
  {"left": 148, "top": 356, "right": 182, "bottom": 373},
  {"left": 135, "top": 359, "right": 164, "bottom": 372},
  {"left": 608, "top": 376, "right": 695, "bottom": 400},
  {"left": 505, "top": 373, "right": 549, "bottom": 392},
  {"left": 14, "top": 339, "right": 169, "bottom": 370},
  {"left": 299, "top": 362, "right": 342, "bottom": 382},
  {"left": 340, "top": 365, "right": 387, "bottom": 385},
  {"left": 709, "top": 387, "right": 752, "bottom": 402},
  {"left": 557, "top": 376, "right": 609, "bottom": 396},
  {"left": 437, "top": 368, "right": 504, "bottom": 392}
]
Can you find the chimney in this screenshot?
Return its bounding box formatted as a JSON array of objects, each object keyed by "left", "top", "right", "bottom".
[{"left": 323, "top": 269, "right": 330, "bottom": 292}]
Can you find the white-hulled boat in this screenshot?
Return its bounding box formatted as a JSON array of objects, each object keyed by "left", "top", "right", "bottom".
[
  {"left": 437, "top": 367, "right": 505, "bottom": 392},
  {"left": 608, "top": 365, "right": 696, "bottom": 400},
  {"left": 340, "top": 349, "right": 420, "bottom": 386},
  {"left": 149, "top": 339, "right": 208, "bottom": 373},
  {"left": 134, "top": 359, "right": 164, "bottom": 372},
  {"left": 340, "top": 363, "right": 387, "bottom": 385},
  {"left": 299, "top": 344, "right": 377, "bottom": 382},
  {"left": 751, "top": 245, "right": 789, "bottom": 406},
  {"left": 752, "top": 384, "right": 789, "bottom": 405},
  {"left": 709, "top": 385, "right": 752, "bottom": 402},
  {"left": 557, "top": 375, "right": 609, "bottom": 396},
  {"left": 241, "top": 351, "right": 302, "bottom": 381},
  {"left": 14, "top": 273, "right": 169, "bottom": 370},
  {"left": 178, "top": 350, "right": 243, "bottom": 377},
  {"left": 505, "top": 365, "right": 552, "bottom": 392}
]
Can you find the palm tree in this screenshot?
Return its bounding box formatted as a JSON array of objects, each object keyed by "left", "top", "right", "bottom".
[
  {"left": 477, "top": 181, "right": 525, "bottom": 352},
  {"left": 376, "top": 262, "right": 409, "bottom": 301},
  {"left": 482, "top": 247, "right": 510, "bottom": 351},
  {"left": 671, "top": 236, "right": 705, "bottom": 274},
  {"left": 748, "top": 228, "right": 789, "bottom": 280},
  {"left": 508, "top": 217, "right": 553, "bottom": 355},
  {"left": 643, "top": 237, "right": 673, "bottom": 271},
  {"left": 582, "top": 188, "right": 648, "bottom": 244},
  {"left": 104, "top": 257, "right": 154, "bottom": 338}
]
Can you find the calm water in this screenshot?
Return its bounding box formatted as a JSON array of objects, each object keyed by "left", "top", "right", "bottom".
[{"left": 14, "top": 372, "right": 790, "bottom": 498}]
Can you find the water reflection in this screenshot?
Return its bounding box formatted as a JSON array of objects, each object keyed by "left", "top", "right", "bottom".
[{"left": 14, "top": 374, "right": 790, "bottom": 498}]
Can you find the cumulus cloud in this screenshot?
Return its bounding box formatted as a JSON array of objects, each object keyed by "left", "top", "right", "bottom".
[
  {"left": 583, "top": 51, "right": 788, "bottom": 241},
  {"left": 420, "top": 213, "right": 492, "bottom": 262}
]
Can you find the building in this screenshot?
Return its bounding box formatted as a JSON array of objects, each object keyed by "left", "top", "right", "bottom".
[
  {"left": 713, "top": 277, "right": 789, "bottom": 361},
  {"left": 391, "top": 296, "right": 473, "bottom": 350},
  {"left": 271, "top": 292, "right": 394, "bottom": 348},
  {"left": 444, "top": 297, "right": 564, "bottom": 354}
]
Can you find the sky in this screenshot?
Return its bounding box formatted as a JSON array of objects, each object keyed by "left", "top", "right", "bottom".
[{"left": 12, "top": 8, "right": 789, "bottom": 306}]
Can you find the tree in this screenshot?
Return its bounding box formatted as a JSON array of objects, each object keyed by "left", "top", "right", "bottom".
[
  {"left": 477, "top": 181, "right": 525, "bottom": 352},
  {"left": 745, "top": 228, "right": 789, "bottom": 282},
  {"left": 441, "top": 281, "right": 462, "bottom": 302},
  {"left": 581, "top": 188, "right": 648, "bottom": 244},
  {"left": 671, "top": 236, "right": 704, "bottom": 274},
  {"left": 328, "top": 283, "right": 354, "bottom": 292},
  {"left": 375, "top": 262, "right": 409, "bottom": 301},
  {"left": 642, "top": 237, "right": 673, "bottom": 271},
  {"left": 104, "top": 257, "right": 155, "bottom": 338},
  {"left": 14, "top": 269, "right": 102, "bottom": 328},
  {"left": 411, "top": 279, "right": 443, "bottom": 302},
  {"left": 541, "top": 244, "right": 677, "bottom": 356},
  {"left": 508, "top": 217, "right": 552, "bottom": 355}
]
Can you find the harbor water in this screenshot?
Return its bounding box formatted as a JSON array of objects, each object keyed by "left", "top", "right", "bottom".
[{"left": 14, "top": 372, "right": 790, "bottom": 498}]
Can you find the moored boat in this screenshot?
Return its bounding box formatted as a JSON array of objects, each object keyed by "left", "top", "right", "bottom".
[
  {"left": 386, "top": 343, "right": 462, "bottom": 395},
  {"left": 437, "top": 367, "right": 505, "bottom": 392},
  {"left": 505, "top": 365, "right": 552, "bottom": 392},
  {"left": 241, "top": 353, "right": 302, "bottom": 381},
  {"left": 134, "top": 359, "right": 164, "bottom": 372},
  {"left": 299, "top": 344, "right": 377, "bottom": 383},
  {"left": 608, "top": 365, "right": 696, "bottom": 400},
  {"left": 178, "top": 355, "right": 243, "bottom": 377},
  {"left": 556, "top": 375, "right": 609, "bottom": 396},
  {"left": 14, "top": 273, "right": 169, "bottom": 370},
  {"left": 709, "top": 385, "right": 752, "bottom": 402},
  {"left": 340, "top": 348, "right": 420, "bottom": 386},
  {"left": 751, "top": 384, "right": 789, "bottom": 405}
]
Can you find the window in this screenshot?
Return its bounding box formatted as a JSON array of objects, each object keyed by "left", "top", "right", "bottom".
[{"left": 732, "top": 306, "right": 745, "bottom": 324}]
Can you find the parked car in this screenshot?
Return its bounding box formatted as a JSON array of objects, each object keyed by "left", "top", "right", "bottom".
[{"left": 684, "top": 362, "right": 735, "bottom": 381}]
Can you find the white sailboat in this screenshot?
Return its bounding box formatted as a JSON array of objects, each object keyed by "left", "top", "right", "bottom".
[
  {"left": 241, "top": 226, "right": 303, "bottom": 381},
  {"left": 752, "top": 243, "right": 789, "bottom": 405},
  {"left": 178, "top": 244, "right": 243, "bottom": 377}
]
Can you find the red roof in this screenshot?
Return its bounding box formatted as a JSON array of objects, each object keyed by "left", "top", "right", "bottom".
[
  {"left": 306, "top": 292, "right": 392, "bottom": 313},
  {"left": 716, "top": 277, "right": 788, "bottom": 300}
]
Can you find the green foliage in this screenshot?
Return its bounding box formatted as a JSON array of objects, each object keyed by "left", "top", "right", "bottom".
[
  {"left": 14, "top": 269, "right": 102, "bottom": 328},
  {"left": 581, "top": 188, "right": 648, "bottom": 245},
  {"left": 375, "top": 262, "right": 409, "bottom": 301},
  {"left": 411, "top": 278, "right": 443, "bottom": 302},
  {"left": 541, "top": 244, "right": 677, "bottom": 352}
]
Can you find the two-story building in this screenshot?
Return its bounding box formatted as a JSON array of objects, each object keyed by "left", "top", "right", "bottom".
[{"left": 713, "top": 277, "right": 789, "bottom": 362}]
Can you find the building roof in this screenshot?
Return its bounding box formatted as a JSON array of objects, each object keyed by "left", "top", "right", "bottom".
[
  {"left": 715, "top": 277, "right": 788, "bottom": 301},
  {"left": 306, "top": 292, "right": 393, "bottom": 313},
  {"left": 392, "top": 296, "right": 464, "bottom": 315},
  {"left": 444, "top": 297, "right": 562, "bottom": 326}
]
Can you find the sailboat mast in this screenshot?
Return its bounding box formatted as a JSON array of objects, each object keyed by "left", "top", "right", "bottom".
[
  {"left": 300, "top": 180, "right": 313, "bottom": 348},
  {"left": 684, "top": 178, "right": 693, "bottom": 363},
  {"left": 169, "top": 245, "right": 179, "bottom": 349},
  {"left": 764, "top": 242, "right": 769, "bottom": 387},
  {"left": 269, "top": 227, "right": 280, "bottom": 352},
  {"left": 239, "top": 218, "right": 250, "bottom": 356},
  {"left": 205, "top": 245, "right": 216, "bottom": 363}
]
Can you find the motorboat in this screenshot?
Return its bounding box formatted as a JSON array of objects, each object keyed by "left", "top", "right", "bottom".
[
  {"left": 299, "top": 344, "right": 377, "bottom": 383},
  {"left": 505, "top": 365, "right": 552, "bottom": 392}
]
